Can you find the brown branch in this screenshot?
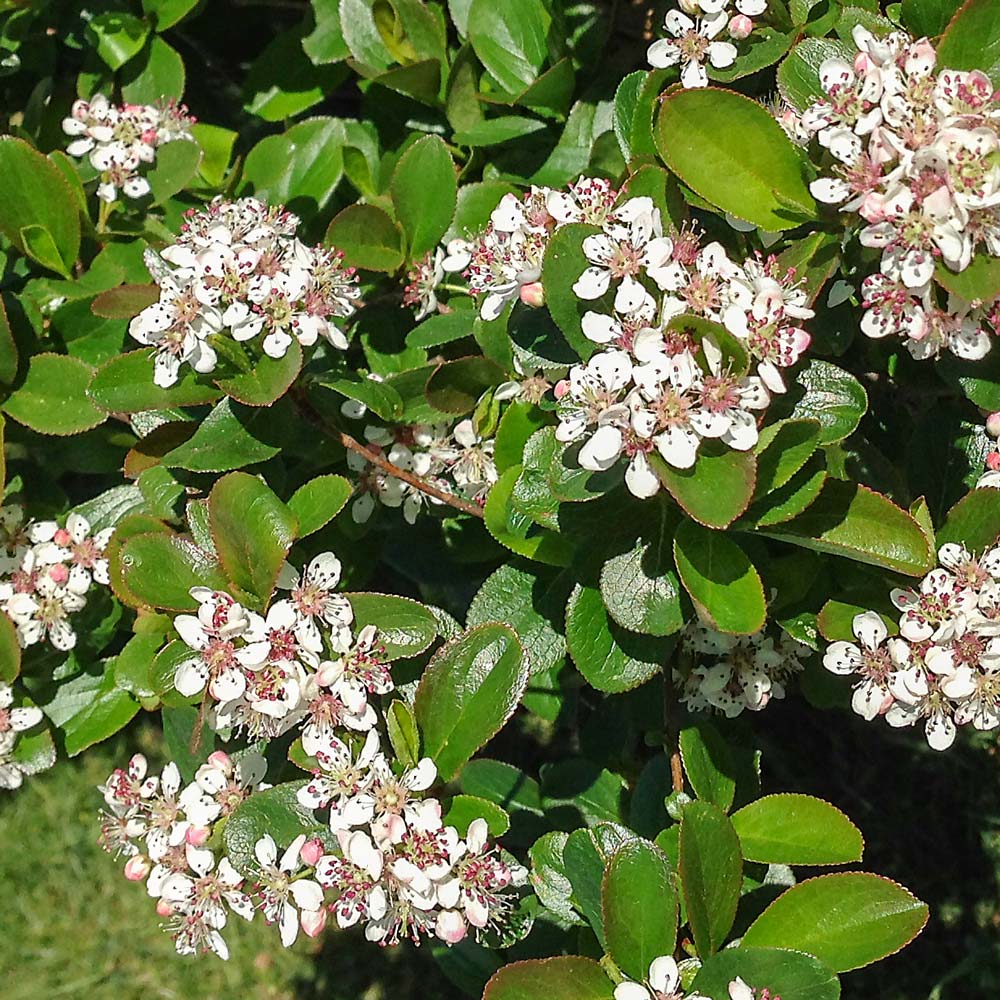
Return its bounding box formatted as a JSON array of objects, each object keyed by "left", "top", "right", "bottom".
[
  {"left": 664, "top": 656, "right": 685, "bottom": 794},
  {"left": 293, "top": 391, "right": 486, "bottom": 520}
]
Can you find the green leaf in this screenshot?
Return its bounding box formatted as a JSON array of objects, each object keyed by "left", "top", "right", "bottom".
[
  {"left": 936, "top": 488, "right": 1000, "bottom": 551},
  {"left": 242, "top": 117, "right": 346, "bottom": 214},
  {"left": 0, "top": 295, "right": 19, "bottom": 387},
  {"left": 674, "top": 519, "right": 767, "bottom": 635},
  {"left": 325, "top": 204, "right": 404, "bottom": 273},
  {"left": 731, "top": 793, "right": 863, "bottom": 866},
  {"left": 651, "top": 443, "right": 757, "bottom": 530},
  {"left": 303, "top": 0, "right": 350, "bottom": 63},
  {"left": 938, "top": 0, "right": 1000, "bottom": 80},
  {"left": 142, "top": 0, "right": 200, "bottom": 31},
  {"left": 244, "top": 25, "right": 347, "bottom": 121},
  {"left": 0, "top": 613, "right": 21, "bottom": 683},
  {"left": 529, "top": 831, "right": 582, "bottom": 923},
  {"left": 743, "top": 457, "right": 827, "bottom": 528},
  {"left": 88, "top": 350, "right": 221, "bottom": 412},
  {"left": 444, "top": 794, "right": 510, "bottom": 838},
  {"left": 146, "top": 139, "right": 202, "bottom": 205},
  {"left": 213, "top": 340, "right": 303, "bottom": 407},
  {"left": 542, "top": 764, "right": 628, "bottom": 828},
  {"left": 467, "top": 0, "right": 553, "bottom": 95},
  {"left": 679, "top": 800, "right": 743, "bottom": 957},
  {"left": 91, "top": 284, "right": 160, "bottom": 319},
  {"left": 483, "top": 957, "right": 612, "bottom": 1000},
  {"left": 209, "top": 473, "right": 297, "bottom": 606},
  {"left": 756, "top": 481, "right": 935, "bottom": 576},
  {"left": 754, "top": 419, "right": 822, "bottom": 498},
  {"left": 655, "top": 89, "right": 817, "bottom": 230},
  {"left": 462, "top": 759, "right": 544, "bottom": 816},
  {"left": 426, "top": 356, "right": 505, "bottom": 414},
  {"left": 679, "top": 721, "right": 737, "bottom": 813},
  {"left": 386, "top": 698, "right": 421, "bottom": 769},
  {"left": 691, "top": 948, "right": 841, "bottom": 1000},
  {"left": 468, "top": 563, "right": 567, "bottom": 677},
  {"left": 121, "top": 36, "right": 186, "bottom": 104},
  {"left": 117, "top": 532, "right": 229, "bottom": 611},
  {"left": 192, "top": 123, "right": 237, "bottom": 188},
  {"left": 484, "top": 466, "right": 574, "bottom": 567},
  {"left": 161, "top": 398, "right": 283, "bottom": 472},
  {"left": 61, "top": 678, "right": 140, "bottom": 757},
  {"left": 0, "top": 138, "right": 81, "bottom": 277},
  {"left": 599, "top": 498, "right": 685, "bottom": 637},
  {"left": 391, "top": 135, "right": 457, "bottom": 259},
  {"left": 934, "top": 253, "right": 1000, "bottom": 304},
  {"left": 86, "top": 12, "right": 150, "bottom": 70},
  {"left": 563, "top": 825, "right": 622, "bottom": 940},
  {"left": 4, "top": 354, "right": 105, "bottom": 436},
  {"left": 288, "top": 475, "right": 352, "bottom": 537},
  {"left": 565, "top": 583, "right": 670, "bottom": 692},
  {"left": 454, "top": 116, "right": 549, "bottom": 147},
  {"left": 112, "top": 633, "right": 167, "bottom": 699},
  {"left": 223, "top": 782, "right": 325, "bottom": 877},
  {"left": 742, "top": 873, "right": 929, "bottom": 972},
  {"left": 347, "top": 592, "right": 439, "bottom": 659},
  {"left": 937, "top": 347, "right": 1000, "bottom": 410},
  {"left": 901, "top": 0, "right": 963, "bottom": 35},
  {"left": 414, "top": 623, "right": 529, "bottom": 780},
  {"left": 773, "top": 360, "right": 868, "bottom": 445},
  {"left": 602, "top": 840, "right": 678, "bottom": 981},
  {"left": 317, "top": 374, "right": 404, "bottom": 421},
  {"left": 710, "top": 27, "right": 794, "bottom": 84}
]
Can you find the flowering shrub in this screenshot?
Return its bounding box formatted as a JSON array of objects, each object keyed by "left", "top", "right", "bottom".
[{"left": 2, "top": 0, "right": 1000, "bottom": 998}]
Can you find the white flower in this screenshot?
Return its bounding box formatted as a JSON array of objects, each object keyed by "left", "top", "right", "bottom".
[
  {"left": 647, "top": 11, "right": 737, "bottom": 90},
  {"left": 252, "top": 834, "right": 325, "bottom": 947}
]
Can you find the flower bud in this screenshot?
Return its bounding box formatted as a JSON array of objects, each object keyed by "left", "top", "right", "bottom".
[
  {"left": 301, "top": 908, "right": 328, "bottom": 938},
  {"left": 185, "top": 825, "right": 211, "bottom": 847},
  {"left": 986, "top": 412, "right": 1000, "bottom": 438},
  {"left": 518, "top": 281, "right": 545, "bottom": 308},
  {"left": 207, "top": 749, "right": 232, "bottom": 773},
  {"left": 854, "top": 52, "right": 874, "bottom": 75},
  {"left": 53, "top": 528, "right": 71, "bottom": 546},
  {"left": 156, "top": 899, "right": 174, "bottom": 917},
  {"left": 987, "top": 450, "right": 1000, "bottom": 472},
  {"left": 48, "top": 563, "right": 69, "bottom": 585},
  {"left": 123, "top": 855, "right": 150, "bottom": 881},
  {"left": 300, "top": 837, "right": 325, "bottom": 867},
  {"left": 435, "top": 910, "right": 468, "bottom": 944},
  {"left": 728, "top": 14, "right": 753, "bottom": 40},
  {"left": 553, "top": 379, "right": 570, "bottom": 400}
]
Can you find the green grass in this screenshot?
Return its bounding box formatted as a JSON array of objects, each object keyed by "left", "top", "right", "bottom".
[{"left": 0, "top": 722, "right": 456, "bottom": 1000}]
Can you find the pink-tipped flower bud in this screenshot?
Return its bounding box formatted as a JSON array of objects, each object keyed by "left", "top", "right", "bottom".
[
  {"left": 987, "top": 450, "right": 1000, "bottom": 472},
  {"left": 435, "top": 910, "right": 468, "bottom": 944},
  {"left": 124, "top": 855, "right": 150, "bottom": 881},
  {"left": 156, "top": 899, "right": 174, "bottom": 917},
  {"left": 854, "top": 52, "right": 874, "bottom": 75},
  {"left": 986, "top": 411, "right": 1000, "bottom": 438},
  {"left": 519, "top": 281, "right": 545, "bottom": 308},
  {"left": 300, "top": 907, "right": 328, "bottom": 938},
  {"left": 53, "top": 528, "right": 71, "bottom": 546},
  {"left": 300, "top": 837, "right": 325, "bottom": 867},
  {"left": 206, "top": 749, "right": 232, "bottom": 773},
  {"left": 48, "top": 563, "right": 69, "bottom": 585},
  {"left": 553, "top": 379, "right": 570, "bottom": 400},
  {"left": 185, "top": 825, "right": 211, "bottom": 847},
  {"left": 728, "top": 14, "right": 753, "bottom": 39}
]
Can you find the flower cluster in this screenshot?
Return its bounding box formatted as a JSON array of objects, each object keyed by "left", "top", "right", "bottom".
[
  {"left": 170, "top": 553, "right": 383, "bottom": 740},
  {"left": 62, "top": 93, "right": 195, "bottom": 202},
  {"left": 456, "top": 177, "right": 619, "bottom": 320},
  {"left": 0, "top": 681, "right": 44, "bottom": 791},
  {"left": 804, "top": 27, "right": 1000, "bottom": 360},
  {"left": 0, "top": 508, "right": 111, "bottom": 651},
  {"left": 678, "top": 621, "right": 811, "bottom": 717},
  {"left": 615, "top": 955, "right": 773, "bottom": 1000},
  {"left": 648, "top": 0, "right": 768, "bottom": 90},
  {"left": 824, "top": 542, "right": 1000, "bottom": 750},
  {"left": 305, "top": 733, "right": 524, "bottom": 946},
  {"left": 344, "top": 418, "right": 499, "bottom": 523},
  {"left": 554, "top": 197, "right": 812, "bottom": 498},
  {"left": 129, "top": 196, "right": 360, "bottom": 387},
  {"left": 97, "top": 750, "right": 270, "bottom": 959}
]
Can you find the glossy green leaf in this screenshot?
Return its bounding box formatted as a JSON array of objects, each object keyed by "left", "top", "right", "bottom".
[
  {"left": 732, "top": 794, "right": 864, "bottom": 865},
  {"left": 0, "top": 138, "right": 81, "bottom": 277},
  {"left": 213, "top": 340, "right": 303, "bottom": 407},
  {"left": 287, "top": 475, "right": 352, "bottom": 537},
  {"left": 61, "top": 678, "right": 139, "bottom": 757},
  {"left": 602, "top": 840, "right": 678, "bottom": 981},
  {"left": 674, "top": 519, "right": 767, "bottom": 635},
  {"left": 655, "top": 89, "right": 817, "bottom": 230},
  {"left": 938, "top": 0, "right": 1000, "bottom": 80},
  {"left": 679, "top": 721, "right": 737, "bottom": 813},
  {"left": 742, "top": 873, "right": 929, "bottom": 972},
  {"left": 426, "top": 356, "right": 505, "bottom": 414},
  {"left": 325, "top": 204, "right": 404, "bottom": 273},
  {"left": 386, "top": 698, "right": 420, "bottom": 769},
  {"left": 146, "top": 139, "right": 202, "bottom": 205},
  {"left": 467, "top": 0, "right": 552, "bottom": 95},
  {"left": 161, "top": 398, "right": 283, "bottom": 472},
  {"left": 346, "top": 592, "right": 439, "bottom": 660},
  {"left": 87, "top": 12, "right": 150, "bottom": 70},
  {"left": 777, "top": 38, "right": 853, "bottom": 112},
  {"left": 0, "top": 613, "right": 21, "bottom": 683},
  {"left": 757, "top": 481, "right": 935, "bottom": 576},
  {"left": 542, "top": 223, "right": 602, "bottom": 360},
  {"left": 691, "top": 948, "right": 841, "bottom": 1000},
  {"left": 121, "top": 36, "right": 186, "bottom": 104},
  {"left": 484, "top": 466, "right": 574, "bottom": 566},
  {"left": 679, "top": 800, "right": 743, "bottom": 957},
  {"left": 414, "top": 623, "right": 529, "bottom": 779},
  {"left": 754, "top": 419, "right": 822, "bottom": 498},
  {"left": 4, "top": 354, "right": 105, "bottom": 436},
  {"left": 88, "top": 350, "right": 221, "bottom": 412},
  {"left": 483, "top": 957, "right": 612, "bottom": 1000},
  {"left": 444, "top": 794, "right": 510, "bottom": 837},
  {"left": 936, "top": 488, "right": 1000, "bottom": 551},
  {"left": 117, "top": 532, "right": 229, "bottom": 611},
  {"left": 390, "top": 135, "right": 457, "bottom": 258}
]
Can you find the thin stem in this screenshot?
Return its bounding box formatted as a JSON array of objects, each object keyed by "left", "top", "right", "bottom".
[
  {"left": 96, "top": 196, "right": 113, "bottom": 235},
  {"left": 664, "top": 659, "right": 684, "bottom": 794},
  {"left": 293, "top": 390, "right": 486, "bottom": 520},
  {"left": 438, "top": 282, "right": 471, "bottom": 295},
  {"left": 188, "top": 693, "right": 210, "bottom": 755}
]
